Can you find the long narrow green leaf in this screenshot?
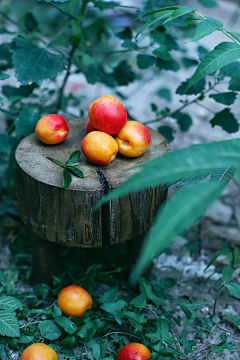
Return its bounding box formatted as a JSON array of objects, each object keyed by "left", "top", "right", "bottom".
[
  {"left": 95, "top": 139, "right": 240, "bottom": 209},
  {"left": 130, "top": 181, "right": 225, "bottom": 284},
  {"left": 235, "top": 169, "right": 240, "bottom": 188},
  {"left": 140, "top": 6, "right": 179, "bottom": 18},
  {"left": 184, "top": 42, "right": 240, "bottom": 93},
  {"left": 204, "top": 248, "right": 231, "bottom": 270},
  {"left": 164, "top": 5, "right": 195, "bottom": 24},
  {"left": 189, "top": 18, "right": 223, "bottom": 42},
  {"left": 135, "top": 10, "right": 173, "bottom": 39}
]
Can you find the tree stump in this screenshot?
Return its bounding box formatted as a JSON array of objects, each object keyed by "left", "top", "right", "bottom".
[{"left": 15, "top": 117, "right": 170, "bottom": 284}]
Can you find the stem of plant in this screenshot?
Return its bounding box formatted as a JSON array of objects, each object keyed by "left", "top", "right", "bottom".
[
  {"left": 46, "top": 157, "right": 65, "bottom": 167},
  {"left": 213, "top": 286, "right": 222, "bottom": 316}
]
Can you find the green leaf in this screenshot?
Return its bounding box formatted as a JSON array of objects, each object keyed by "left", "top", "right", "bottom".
[
  {"left": 222, "top": 266, "right": 233, "bottom": 286},
  {"left": 156, "top": 58, "right": 180, "bottom": 72},
  {"left": 178, "top": 330, "right": 196, "bottom": 355},
  {"left": 2, "top": 84, "right": 37, "bottom": 98},
  {"left": 235, "top": 169, "right": 240, "bottom": 188},
  {"left": 197, "top": 0, "right": 218, "bottom": 7},
  {"left": 100, "top": 299, "right": 127, "bottom": 325},
  {"left": 98, "top": 286, "right": 119, "bottom": 304},
  {"left": 60, "top": 335, "right": 77, "bottom": 348},
  {"left": 66, "top": 150, "right": 81, "bottom": 165},
  {"left": 229, "top": 74, "right": 240, "bottom": 91},
  {"left": 176, "top": 78, "right": 205, "bottom": 95},
  {"left": 189, "top": 18, "right": 223, "bottom": 43},
  {"left": 0, "top": 134, "right": 12, "bottom": 153},
  {"left": 65, "top": 0, "right": 80, "bottom": 13},
  {"left": 34, "top": 283, "right": 49, "bottom": 300},
  {"left": 212, "top": 333, "right": 234, "bottom": 353},
  {"left": 181, "top": 304, "right": 192, "bottom": 319},
  {"left": 131, "top": 181, "right": 225, "bottom": 282},
  {"left": 146, "top": 317, "right": 175, "bottom": 345},
  {"left": 0, "top": 295, "right": 22, "bottom": 311},
  {"left": 24, "top": 13, "right": 38, "bottom": 32},
  {"left": 164, "top": 5, "right": 195, "bottom": 24},
  {"left": 38, "top": 0, "right": 68, "bottom": 3},
  {"left": 182, "top": 57, "right": 198, "bottom": 68},
  {"left": 139, "top": 278, "right": 165, "bottom": 307},
  {"left": 158, "top": 126, "right": 175, "bottom": 142},
  {"left": 96, "top": 139, "right": 240, "bottom": 208},
  {"left": 222, "top": 311, "right": 240, "bottom": 327},
  {"left": 93, "top": 1, "right": 120, "bottom": 10},
  {"left": 11, "top": 36, "right": 67, "bottom": 85},
  {"left": 152, "top": 45, "right": 171, "bottom": 61},
  {"left": 156, "top": 88, "right": 171, "bottom": 102},
  {"left": 38, "top": 320, "right": 62, "bottom": 340},
  {"left": 63, "top": 168, "right": 72, "bottom": 188},
  {"left": 184, "top": 42, "right": 240, "bottom": 93},
  {"left": 229, "top": 31, "right": 240, "bottom": 43},
  {"left": 137, "top": 54, "right": 155, "bottom": 69},
  {"left": 67, "top": 166, "right": 84, "bottom": 178},
  {"left": 177, "top": 171, "right": 212, "bottom": 187},
  {"left": 18, "top": 334, "right": 35, "bottom": 344},
  {"left": 0, "top": 344, "right": 10, "bottom": 360},
  {"left": 185, "top": 301, "right": 213, "bottom": 310},
  {"left": 210, "top": 108, "right": 239, "bottom": 133},
  {"left": 0, "top": 72, "right": 10, "bottom": 80},
  {"left": 16, "top": 106, "right": 39, "bottom": 138},
  {"left": 209, "top": 92, "right": 237, "bottom": 105},
  {"left": 114, "top": 61, "right": 135, "bottom": 86},
  {"left": 198, "top": 45, "right": 209, "bottom": 61},
  {"left": 87, "top": 339, "right": 101, "bottom": 360},
  {"left": 122, "top": 311, "right": 147, "bottom": 332},
  {"left": 0, "top": 310, "right": 20, "bottom": 338},
  {"left": 205, "top": 248, "right": 231, "bottom": 270},
  {"left": 136, "top": 10, "right": 173, "bottom": 39},
  {"left": 130, "top": 292, "right": 147, "bottom": 307},
  {"left": 211, "top": 166, "right": 235, "bottom": 183},
  {"left": 54, "top": 316, "right": 78, "bottom": 335},
  {"left": 225, "top": 282, "right": 240, "bottom": 299},
  {"left": 172, "top": 112, "right": 192, "bottom": 132}
]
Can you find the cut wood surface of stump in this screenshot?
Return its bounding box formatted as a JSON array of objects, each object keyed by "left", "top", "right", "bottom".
[{"left": 15, "top": 117, "right": 170, "bottom": 248}]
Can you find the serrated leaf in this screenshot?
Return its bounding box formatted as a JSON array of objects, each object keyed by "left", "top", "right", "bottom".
[
  {"left": 63, "top": 168, "right": 72, "bottom": 188},
  {"left": 210, "top": 108, "right": 239, "bottom": 133},
  {"left": 229, "top": 74, "right": 240, "bottom": 91},
  {"left": 156, "top": 88, "right": 171, "bottom": 102},
  {"left": 164, "top": 5, "right": 195, "bottom": 24},
  {"left": 38, "top": 320, "right": 62, "bottom": 340},
  {"left": 222, "top": 266, "right": 233, "bottom": 286},
  {"left": 209, "top": 92, "right": 237, "bottom": 105},
  {"left": 184, "top": 42, "right": 240, "bottom": 93},
  {"left": 177, "top": 171, "right": 212, "bottom": 187},
  {"left": 11, "top": 36, "right": 67, "bottom": 85},
  {"left": 0, "top": 310, "right": 20, "bottom": 338},
  {"left": 158, "top": 126, "right": 175, "bottom": 142},
  {"left": 225, "top": 282, "right": 240, "bottom": 299},
  {"left": 54, "top": 316, "right": 77, "bottom": 335},
  {"left": 136, "top": 10, "right": 173, "bottom": 39},
  {"left": 177, "top": 77, "right": 205, "bottom": 95},
  {"left": 0, "top": 295, "right": 22, "bottom": 311},
  {"left": 189, "top": 18, "right": 223, "bottom": 43},
  {"left": 137, "top": 54, "right": 155, "bottom": 69},
  {"left": 0, "top": 344, "right": 11, "bottom": 360},
  {"left": 16, "top": 106, "right": 39, "bottom": 138},
  {"left": 66, "top": 150, "right": 81, "bottom": 164},
  {"left": 172, "top": 112, "right": 192, "bottom": 132},
  {"left": 0, "top": 72, "right": 10, "bottom": 80}
]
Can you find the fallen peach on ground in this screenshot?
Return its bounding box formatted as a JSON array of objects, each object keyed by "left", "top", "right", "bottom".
[{"left": 57, "top": 285, "right": 92, "bottom": 317}]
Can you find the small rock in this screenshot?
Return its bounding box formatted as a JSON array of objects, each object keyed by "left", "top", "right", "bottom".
[
  {"left": 209, "top": 226, "right": 240, "bottom": 243},
  {"left": 206, "top": 200, "right": 232, "bottom": 224}
]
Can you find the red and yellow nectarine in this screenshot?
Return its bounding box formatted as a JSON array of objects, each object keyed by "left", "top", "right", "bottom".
[
  {"left": 88, "top": 95, "right": 127, "bottom": 135},
  {"left": 35, "top": 114, "right": 69, "bottom": 145},
  {"left": 81, "top": 131, "right": 118, "bottom": 165},
  {"left": 85, "top": 118, "right": 96, "bottom": 134},
  {"left": 116, "top": 343, "right": 151, "bottom": 360},
  {"left": 57, "top": 285, "right": 92, "bottom": 317},
  {"left": 20, "top": 343, "right": 57, "bottom": 360},
  {"left": 115, "top": 121, "right": 151, "bottom": 157}
]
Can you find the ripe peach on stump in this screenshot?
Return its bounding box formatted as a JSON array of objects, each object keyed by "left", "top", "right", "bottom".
[
  {"left": 35, "top": 114, "right": 69, "bottom": 144},
  {"left": 88, "top": 95, "right": 127, "bottom": 134},
  {"left": 15, "top": 117, "right": 170, "bottom": 285}
]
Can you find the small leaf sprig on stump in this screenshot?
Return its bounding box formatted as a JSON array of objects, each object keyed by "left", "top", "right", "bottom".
[{"left": 46, "top": 150, "right": 84, "bottom": 188}]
